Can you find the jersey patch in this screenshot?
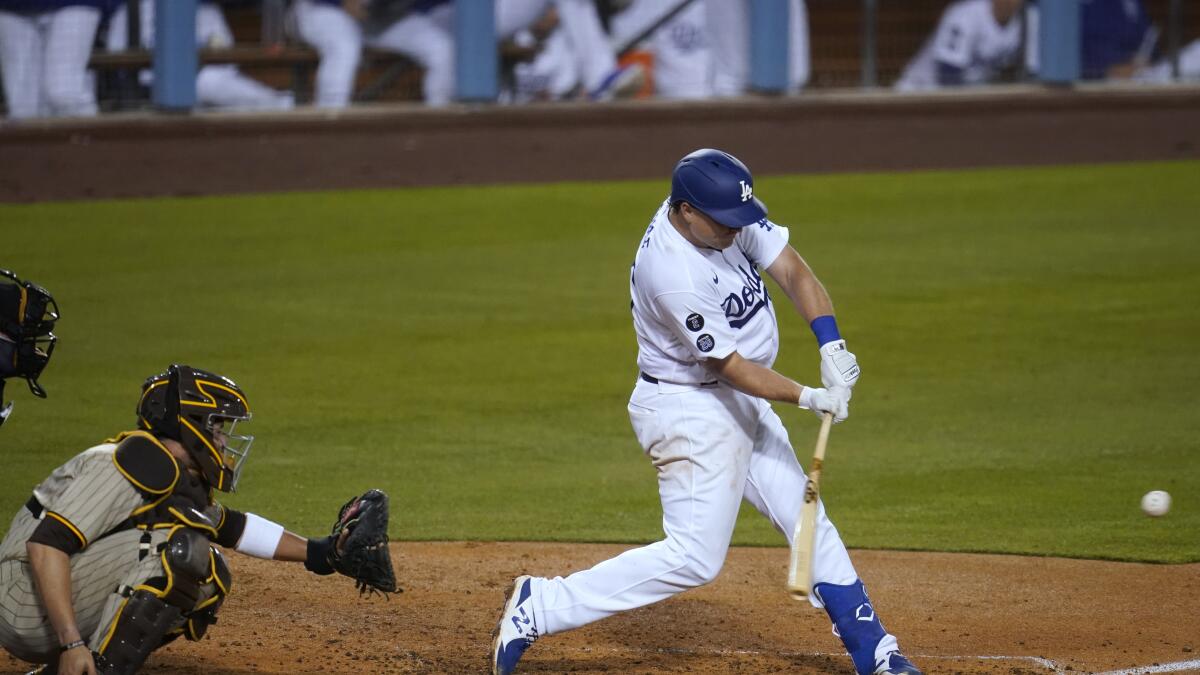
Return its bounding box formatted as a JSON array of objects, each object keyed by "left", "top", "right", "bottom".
[
  {"left": 696, "top": 334, "right": 715, "bottom": 353},
  {"left": 685, "top": 313, "right": 705, "bottom": 331},
  {"left": 113, "top": 432, "right": 181, "bottom": 496}
]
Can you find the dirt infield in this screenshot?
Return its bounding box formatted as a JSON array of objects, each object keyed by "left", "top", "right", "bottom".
[
  {"left": 3, "top": 543, "right": 1195, "bottom": 675},
  {"left": 2, "top": 85, "right": 1199, "bottom": 202}
]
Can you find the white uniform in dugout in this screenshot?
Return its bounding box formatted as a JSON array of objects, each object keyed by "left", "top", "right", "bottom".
[
  {"left": 491, "top": 149, "right": 923, "bottom": 675},
  {"left": 895, "top": 0, "right": 1026, "bottom": 91}
]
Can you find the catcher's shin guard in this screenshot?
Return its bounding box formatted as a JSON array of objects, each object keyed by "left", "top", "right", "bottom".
[{"left": 95, "top": 589, "right": 183, "bottom": 675}]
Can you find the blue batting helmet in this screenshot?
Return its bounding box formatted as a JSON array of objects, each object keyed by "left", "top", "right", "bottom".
[{"left": 669, "top": 148, "right": 767, "bottom": 228}]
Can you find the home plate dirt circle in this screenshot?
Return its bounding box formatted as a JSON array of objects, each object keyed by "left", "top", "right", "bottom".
[{"left": 3, "top": 543, "right": 1196, "bottom": 674}]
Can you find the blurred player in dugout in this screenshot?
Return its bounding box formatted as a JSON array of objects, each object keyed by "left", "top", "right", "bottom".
[
  {"left": 0, "top": 360, "right": 370, "bottom": 674},
  {"left": 0, "top": 0, "right": 113, "bottom": 119},
  {"left": 896, "top": 0, "right": 1200, "bottom": 91}
]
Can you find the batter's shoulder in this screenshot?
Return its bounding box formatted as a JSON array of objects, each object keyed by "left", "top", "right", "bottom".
[{"left": 111, "top": 431, "right": 181, "bottom": 496}]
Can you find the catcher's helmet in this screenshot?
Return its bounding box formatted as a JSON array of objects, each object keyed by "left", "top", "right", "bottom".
[
  {"left": 669, "top": 148, "right": 767, "bottom": 228},
  {"left": 0, "top": 269, "right": 59, "bottom": 427},
  {"left": 137, "top": 364, "right": 253, "bottom": 492}
]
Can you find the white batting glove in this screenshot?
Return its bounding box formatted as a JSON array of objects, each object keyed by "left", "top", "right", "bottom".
[
  {"left": 798, "top": 386, "right": 849, "bottom": 423},
  {"left": 820, "top": 340, "right": 860, "bottom": 389}
]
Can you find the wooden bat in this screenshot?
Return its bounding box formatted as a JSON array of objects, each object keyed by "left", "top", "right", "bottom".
[{"left": 787, "top": 412, "right": 834, "bottom": 601}]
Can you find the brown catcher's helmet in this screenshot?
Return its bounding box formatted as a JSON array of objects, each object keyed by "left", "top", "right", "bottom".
[{"left": 137, "top": 364, "right": 254, "bottom": 492}]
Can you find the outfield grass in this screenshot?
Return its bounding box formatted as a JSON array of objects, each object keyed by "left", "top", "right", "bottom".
[{"left": 1, "top": 160, "right": 1196, "bottom": 563}]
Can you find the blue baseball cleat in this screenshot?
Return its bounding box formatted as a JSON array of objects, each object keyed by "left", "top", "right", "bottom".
[
  {"left": 491, "top": 575, "right": 538, "bottom": 675},
  {"left": 875, "top": 651, "right": 923, "bottom": 674}
]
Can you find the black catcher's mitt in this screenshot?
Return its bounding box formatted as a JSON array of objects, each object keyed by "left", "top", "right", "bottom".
[{"left": 323, "top": 489, "right": 398, "bottom": 596}]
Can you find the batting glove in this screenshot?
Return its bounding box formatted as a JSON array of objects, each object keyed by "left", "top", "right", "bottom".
[
  {"left": 799, "top": 386, "right": 849, "bottom": 423},
  {"left": 819, "top": 339, "right": 860, "bottom": 389}
]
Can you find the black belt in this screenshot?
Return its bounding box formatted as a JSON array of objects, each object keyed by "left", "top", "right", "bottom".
[
  {"left": 639, "top": 372, "right": 718, "bottom": 387},
  {"left": 26, "top": 495, "right": 43, "bottom": 518}
]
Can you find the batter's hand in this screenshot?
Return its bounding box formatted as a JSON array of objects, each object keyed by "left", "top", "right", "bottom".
[
  {"left": 799, "top": 386, "right": 849, "bottom": 423},
  {"left": 57, "top": 645, "right": 96, "bottom": 675},
  {"left": 819, "top": 340, "right": 860, "bottom": 389}
]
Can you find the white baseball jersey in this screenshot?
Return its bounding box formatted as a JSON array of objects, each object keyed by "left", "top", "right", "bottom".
[
  {"left": 895, "top": 0, "right": 1024, "bottom": 91},
  {"left": 631, "top": 199, "right": 789, "bottom": 384},
  {"left": 525, "top": 199, "right": 893, "bottom": 664}
]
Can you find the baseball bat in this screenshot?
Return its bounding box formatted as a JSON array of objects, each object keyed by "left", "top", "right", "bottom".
[{"left": 786, "top": 412, "right": 834, "bottom": 601}]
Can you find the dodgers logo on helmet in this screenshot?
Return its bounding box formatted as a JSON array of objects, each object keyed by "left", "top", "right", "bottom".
[{"left": 670, "top": 149, "right": 768, "bottom": 228}]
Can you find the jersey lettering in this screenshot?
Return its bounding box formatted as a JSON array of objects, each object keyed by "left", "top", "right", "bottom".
[{"left": 722, "top": 260, "right": 770, "bottom": 329}]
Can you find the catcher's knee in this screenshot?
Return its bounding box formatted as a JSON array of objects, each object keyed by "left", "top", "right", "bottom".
[{"left": 96, "top": 528, "right": 232, "bottom": 673}]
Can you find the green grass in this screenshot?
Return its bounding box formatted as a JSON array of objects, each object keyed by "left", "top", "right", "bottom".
[{"left": 1, "top": 160, "right": 1197, "bottom": 563}]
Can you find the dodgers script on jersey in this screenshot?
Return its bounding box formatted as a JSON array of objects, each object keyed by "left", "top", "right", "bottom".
[{"left": 630, "top": 200, "right": 790, "bottom": 384}]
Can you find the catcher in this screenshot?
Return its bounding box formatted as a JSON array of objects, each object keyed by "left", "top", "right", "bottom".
[
  {"left": 0, "top": 364, "right": 396, "bottom": 675},
  {"left": 0, "top": 268, "right": 59, "bottom": 428}
]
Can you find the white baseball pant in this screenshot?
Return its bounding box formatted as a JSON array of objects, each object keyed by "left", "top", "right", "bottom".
[
  {"left": 528, "top": 378, "right": 873, "bottom": 635},
  {"left": 291, "top": 0, "right": 362, "bottom": 108}
]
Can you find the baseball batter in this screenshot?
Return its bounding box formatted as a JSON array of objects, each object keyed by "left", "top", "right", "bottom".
[
  {"left": 0, "top": 0, "right": 106, "bottom": 119},
  {"left": 491, "top": 149, "right": 921, "bottom": 675},
  {"left": 0, "top": 364, "right": 394, "bottom": 674},
  {"left": 895, "top": 0, "right": 1027, "bottom": 91}
]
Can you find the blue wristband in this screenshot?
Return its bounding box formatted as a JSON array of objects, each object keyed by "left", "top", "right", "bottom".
[{"left": 810, "top": 315, "right": 842, "bottom": 347}]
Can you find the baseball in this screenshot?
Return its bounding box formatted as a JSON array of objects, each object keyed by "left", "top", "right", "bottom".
[{"left": 1140, "top": 490, "right": 1171, "bottom": 517}]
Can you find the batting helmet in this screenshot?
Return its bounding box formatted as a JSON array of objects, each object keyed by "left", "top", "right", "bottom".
[
  {"left": 137, "top": 364, "right": 254, "bottom": 492},
  {"left": 669, "top": 148, "right": 767, "bottom": 228}
]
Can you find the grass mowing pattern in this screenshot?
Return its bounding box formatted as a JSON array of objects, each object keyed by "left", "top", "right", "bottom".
[{"left": 1, "top": 161, "right": 1196, "bottom": 562}]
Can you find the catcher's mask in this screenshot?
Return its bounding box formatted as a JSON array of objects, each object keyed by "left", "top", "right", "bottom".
[
  {"left": 0, "top": 269, "right": 59, "bottom": 427},
  {"left": 137, "top": 364, "right": 254, "bottom": 492}
]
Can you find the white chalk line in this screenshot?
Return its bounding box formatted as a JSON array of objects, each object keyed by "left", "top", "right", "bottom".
[
  {"left": 559, "top": 646, "right": 1200, "bottom": 674},
  {"left": 1093, "top": 660, "right": 1200, "bottom": 675}
]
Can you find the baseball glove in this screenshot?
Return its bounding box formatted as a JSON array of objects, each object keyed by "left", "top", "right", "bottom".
[{"left": 324, "top": 489, "right": 398, "bottom": 597}]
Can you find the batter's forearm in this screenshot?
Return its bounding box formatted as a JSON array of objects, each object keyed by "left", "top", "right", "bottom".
[
  {"left": 709, "top": 352, "right": 806, "bottom": 405},
  {"left": 26, "top": 542, "right": 84, "bottom": 645}
]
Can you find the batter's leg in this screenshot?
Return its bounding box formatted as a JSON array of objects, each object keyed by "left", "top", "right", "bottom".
[
  {"left": 741, "top": 405, "right": 905, "bottom": 675},
  {"left": 0, "top": 10, "right": 46, "bottom": 119},
  {"left": 42, "top": 5, "right": 100, "bottom": 117},
  {"left": 527, "top": 384, "right": 756, "bottom": 635}
]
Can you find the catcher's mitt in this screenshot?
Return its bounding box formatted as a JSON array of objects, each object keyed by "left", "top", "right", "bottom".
[{"left": 326, "top": 489, "right": 398, "bottom": 597}]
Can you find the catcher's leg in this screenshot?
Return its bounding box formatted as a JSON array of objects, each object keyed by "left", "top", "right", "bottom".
[
  {"left": 0, "top": 529, "right": 145, "bottom": 666},
  {"left": 92, "top": 527, "right": 230, "bottom": 674}
]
